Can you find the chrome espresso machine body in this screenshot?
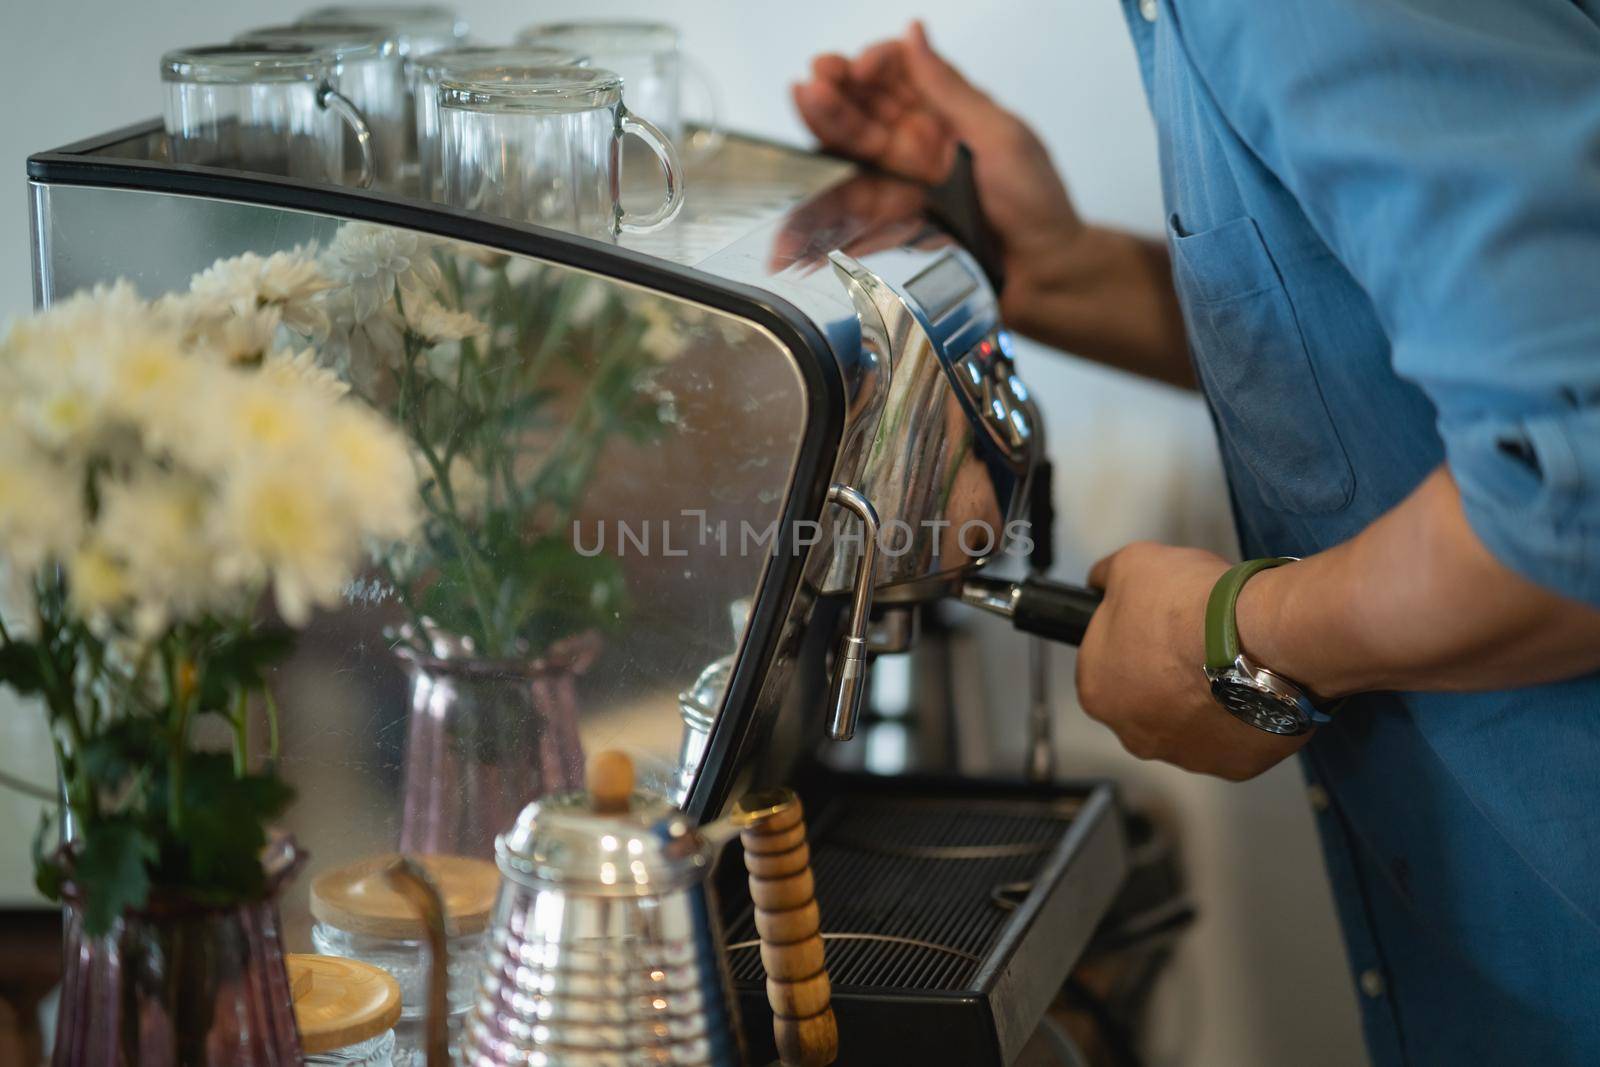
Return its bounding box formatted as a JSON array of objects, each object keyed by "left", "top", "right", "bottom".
[{"left": 28, "top": 124, "right": 1128, "bottom": 1065}]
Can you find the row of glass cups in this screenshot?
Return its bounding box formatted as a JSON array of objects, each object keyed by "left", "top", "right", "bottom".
[{"left": 160, "top": 14, "right": 704, "bottom": 237}]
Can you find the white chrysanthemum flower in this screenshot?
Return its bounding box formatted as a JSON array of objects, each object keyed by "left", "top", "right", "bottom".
[
  {"left": 101, "top": 334, "right": 209, "bottom": 458},
  {"left": 0, "top": 443, "right": 83, "bottom": 573},
  {"left": 187, "top": 247, "right": 331, "bottom": 338},
  {"left": 322, "top": 406, "right": 419, "bottom": 542},
  {"left": 1, "top": 281, "right": 163, "bottom": 457},
  {"left": 321, "top": 286, "right": 407, "bottom": 383},
  {"left": 3, "top": 273, "right": 419, "bottom": 639},
  {"left": 404, "top": 297, "right": 487, "bottom": 346},
  {"left": 214, "top": 459, "right": 351, "bottom": 627},
  {"left": 260, "top": 347, "right": 350, "bottom": 402},
  {"left": 172, "top": 299, "right": 283, "bottom": 366},
  {"left": 183, "top": 375, "right": 324, "bottom": 476},
  {"left": 322, "top": 223, "right": 444, "bottom": 323},
  {"left": 95, "top": 472, "right": 227, "bottom": 634},
  {"left": 66, "top": 541, "right": 132, "bottom": 631}
]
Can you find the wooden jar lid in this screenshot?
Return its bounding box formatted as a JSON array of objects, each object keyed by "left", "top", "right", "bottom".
[
  {"left": 309, "top": 853, "right": 500, "bottom": 939},
  {"left": 287, "top": 954, "right": 402, "bottom": 1054}
]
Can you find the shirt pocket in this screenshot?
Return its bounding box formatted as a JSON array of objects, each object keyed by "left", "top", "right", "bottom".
[{"left": 1168, "top": 212, "right": 1355, "bottom": 514}]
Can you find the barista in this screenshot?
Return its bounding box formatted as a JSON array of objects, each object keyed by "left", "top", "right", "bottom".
[{"left": 795, "top": 10, "right": 1600, "bottom": 1066}]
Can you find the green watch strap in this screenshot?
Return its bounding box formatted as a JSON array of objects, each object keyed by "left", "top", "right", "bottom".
[{"left": 1204, "top": 557, "right": 1296, "bottom": 672}]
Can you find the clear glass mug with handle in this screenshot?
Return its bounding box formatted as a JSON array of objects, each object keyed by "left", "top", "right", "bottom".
[
  {"left": 299, "top": 3, "right": 467, "bottom": 60},
  {"left": 414, "top": 46, "right": 589, "bottom": 202},
  {"left": 162, "top": 44, "right": 376, "bottom": 187},
  {"left": 234, "top": 23, "right": 409, "bottom": 191},
  {"left": 438, "top": 66, "right": 684, "bottom": 239},
  {"left": 515, "top": 21, "right": 721, "bottom": 160}
]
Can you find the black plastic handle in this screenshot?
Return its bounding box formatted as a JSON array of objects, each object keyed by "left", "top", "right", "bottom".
[{"left": 1011, "top": 577, "right": 1102, "bottom": 646}]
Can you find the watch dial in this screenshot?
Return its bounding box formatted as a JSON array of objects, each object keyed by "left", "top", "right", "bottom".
[{"left": 1211, "top": 677, "right": 1311, "bottom": 736}]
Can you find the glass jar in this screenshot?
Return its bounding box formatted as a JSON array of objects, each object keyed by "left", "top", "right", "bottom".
[
  {"left": 308, "top": 853, "right": 498, "bottom": 1064},
  {"left": 305, "top": 1029, "right": 396, "bottom": 1066},
  {"left": 287, "top": 954, "right": 400, "bottom": 1067},
  {"left": 308, "top": 921, "right": 484, "bottom": 1021}
]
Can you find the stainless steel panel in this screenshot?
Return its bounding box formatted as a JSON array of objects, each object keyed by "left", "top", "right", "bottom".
[{"left": 29, "top": 181, "right": 812, "bottom": 938}]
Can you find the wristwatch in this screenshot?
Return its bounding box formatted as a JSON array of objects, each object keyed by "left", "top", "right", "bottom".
[{"left": 1203, "top": 558, "right": 1331, "bottom": 736}]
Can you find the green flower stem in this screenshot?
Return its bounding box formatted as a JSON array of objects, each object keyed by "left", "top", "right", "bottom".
[
  {"left": 34, "top": 595, "right": 95, "bottom": 823},
  {"left": 263, "top": 686, "right": 281, "bottom": 764},
  {"left": 411, "top": 390, "right": 503, "bottom": 649},
  {"left": 231, "top": 688, "right": 249, "bottom": 777},
  {"left": 164, "top": 638, "right": 193, "bottom": 836},
  {"left": 394, "top": 310, "right": 505, "bottom": 655}
]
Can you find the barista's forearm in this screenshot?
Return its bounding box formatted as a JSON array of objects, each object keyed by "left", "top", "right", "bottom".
[
  {"left": 1237, "top": 466, "right": 1600, "bottom": 699},
  {"left": 1005, "top": 225, "right": 1194, "bottom": 388}
]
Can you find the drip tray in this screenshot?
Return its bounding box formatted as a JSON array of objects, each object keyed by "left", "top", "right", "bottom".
[{"left": 718, "top": 771, "right": 1127, "bottom": 1067}]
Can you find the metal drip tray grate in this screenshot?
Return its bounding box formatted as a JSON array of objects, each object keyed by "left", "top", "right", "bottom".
[
  {"left": 725, "top": 798, "right": 1081, "bottom": 991},
  {"left": 718, "top": 773, "right": 1127, "bottom": 1067}
]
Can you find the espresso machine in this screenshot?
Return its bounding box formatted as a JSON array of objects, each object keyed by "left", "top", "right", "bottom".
[{"left": 29, "top": 115, "right": 1132, "bottom": 1064}]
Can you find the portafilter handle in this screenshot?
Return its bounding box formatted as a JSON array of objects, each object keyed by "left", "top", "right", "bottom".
[{"left": 960, "top": 575, "right": 1102, "bottom": 646}]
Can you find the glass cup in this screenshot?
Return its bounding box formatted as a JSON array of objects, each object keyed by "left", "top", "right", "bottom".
[
  {"left": 161, "top": 43, "right": 375, "bottom": 187},
  {"left": 235, "top": 23, "right": 409, "bottom": 190},
  {"left": 438, "top": 65, "right": 684, "bottom": 238},
  {"left": 414, "top": 46, "right": 588, "bottom": 202},
  {"left": 298, "top": 5, "right": 467, "bottom": 190},
  {"left": 515, "top": 20, "right": 721, "bottom": 158},
  {"left": 299, "top": 3, "right": 467, "bottom": 58}
]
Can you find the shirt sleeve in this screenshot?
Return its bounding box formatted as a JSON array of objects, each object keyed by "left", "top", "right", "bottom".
[{"left": 1170, "top": 0, "right": 1600, "bottom": 604}]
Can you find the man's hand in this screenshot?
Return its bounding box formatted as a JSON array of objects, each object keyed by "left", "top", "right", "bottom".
[
  {"left": 1077, "top": 542, "right": 1310, "bottom": 781},
  {"left": 793, "top": 22, "right": 1194, "bottom": 386},
  {"left": 793, "top": 21, "right": 1085, "bottom": 328}
]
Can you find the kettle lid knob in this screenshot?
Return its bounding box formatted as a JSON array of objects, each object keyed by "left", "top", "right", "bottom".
[{"left": 588, "top": 750, "right": 634, "bottom": 814}]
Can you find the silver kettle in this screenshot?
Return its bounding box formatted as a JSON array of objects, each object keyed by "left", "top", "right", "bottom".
[{"left": 386, "top": 752, "right": 838, "bottom": 1067}]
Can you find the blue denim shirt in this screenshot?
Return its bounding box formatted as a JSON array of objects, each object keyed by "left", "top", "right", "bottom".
[{"left": 1119, "top": 1, "right": 1600, "bottom": 1062}]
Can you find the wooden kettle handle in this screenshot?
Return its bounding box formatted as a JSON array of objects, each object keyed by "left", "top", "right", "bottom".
[
  {"left": 382, "top": 856, "right": 450, "bottom": 1067},
  {"left": 735, "top": 790, "right": 838, "bottom": 1067}
]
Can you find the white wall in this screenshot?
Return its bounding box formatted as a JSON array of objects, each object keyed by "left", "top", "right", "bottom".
[{"left": 0, "top": 2, "right": 1366, "bottom": 1064}]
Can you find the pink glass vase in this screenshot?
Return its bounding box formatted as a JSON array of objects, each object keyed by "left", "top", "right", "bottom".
[
  {"left": 52, "top": 838, "right": 305, "bottom": 1067},
  {"left": 396, "top": 630, "right": 597, "bottom": 858}
]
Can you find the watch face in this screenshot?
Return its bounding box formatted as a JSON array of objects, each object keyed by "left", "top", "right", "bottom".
[{"left": 1210, "top": 675, "right": 1313, "bottom": 736}]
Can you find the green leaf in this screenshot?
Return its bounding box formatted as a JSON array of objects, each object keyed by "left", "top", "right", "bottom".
[
  {"left": 197, "top": 629, "right": 294, "bottom": 713},
  {"left": 504, "top": 536, "right": 626, "bottom": 649},
  {"left": 75, "top": 819, "right": 156, "bottom": 936},
  {"left": 159, "top": 754, "right": 294, "bottom": 902},
  {"left": 32, "top": 811, "right": 64, "bottom": 902},
  {"left": 0, "top": 641, "right": 44, "bottom": 696},
  {"left": 81, "top": 717, "right": 164, "bottom": 786}
]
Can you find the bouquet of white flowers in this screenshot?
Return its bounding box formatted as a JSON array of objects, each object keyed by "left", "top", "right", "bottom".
[{"left": 0, "top": 273, "right": 416, "bottom": 932}]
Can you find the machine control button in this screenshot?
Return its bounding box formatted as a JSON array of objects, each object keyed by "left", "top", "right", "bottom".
[
  {"left": 980, "top": 374, "right": 1000, "bottom": 417},
  {"left": 990, "top": 393, "right": 1009, "bottom": 425},
  {"left": 1002, "top": 371, "right": 1030, "bottom": 405},
  {"left": 995, "top": 330, "right": 1016, "bottom": 360},
  {"left": 1007, "top": 407, "right": 1030, "bottom": 448},
  {"left": 960, "top": 355, "right": 984, "bottom": 389}
]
